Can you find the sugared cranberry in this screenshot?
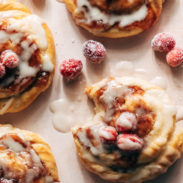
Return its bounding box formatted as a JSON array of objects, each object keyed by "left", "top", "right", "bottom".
[
  {"left": 115, "top": 112, "right": 137, "bottom": 132},
  {"left": 0, "top": 63, "right": 5, "bottom": 78},
  {"left": 1, "top": 50, "right": 19, "bottom": 69},
  {"left": 117, "top": 134, "right": 144, "bottom": 151},
  {"left": 151, "top": 33, "right": 176, "bottom": 52},
  {"left": 166, "top": 48, "right": 183, "bottom": 67},
  {"left": 83, "top": 40, "right": 106, "bottom": 64},
  {"left": 59, "top": 59, "right": 83, "bottom": 80},
  {"left": 99, "top": 126, "right": 117, "bottom": 144}
]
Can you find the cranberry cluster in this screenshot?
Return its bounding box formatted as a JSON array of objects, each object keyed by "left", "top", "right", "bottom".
[
  {"left": 151, "top": 32, "right": 183, "bottom": 67},
  {"left": 0, "top": 50, "right": 19, "bottom": 78},
  {"left": 99, "top": 111, "right": 144, "bottom": 151},
  {"left": 59, "top": 40, "right": 106, "bottom": 80}
]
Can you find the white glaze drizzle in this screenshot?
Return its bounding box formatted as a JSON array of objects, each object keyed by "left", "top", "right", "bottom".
[
  {"left": 113, "top": 61, "right": 134, "bottom": 75},
  {"left": 0, "top": 11, "right": 53, "bottom": 79},
  {"left": 99, "top": 127, "right": 114, "bottom": 139},
  {"left": 150, "top": 76, "right": 167, "bottom": 89},
  {"left": 50, "top": 98, "right": 92, "bottom": 133},
  {"left": 116, "top": 112, "right": 137, "bottom": 130},
  {"left": 1, "top": 135, "right": 25, "bottom": 152},
  {"left": 77, "top": 124, "right": 105, "bottom": 155},
  {"left": 50, "top": 99, "right": 78, "bottom": 133},
  {"left": 76, "top": 0, "right": 148, "bottom": 27},
  {"left": 100, "top": 80, "right": 131, "bottom": 122},
  {"left": 75, "top": 77, "right": 177, "bottom": 157},
  {"left": 0, "top": 131, "right": 52, "bottom": 183},
  {"left": 176, "top": 105, "right": 183, "bottom": 122}
]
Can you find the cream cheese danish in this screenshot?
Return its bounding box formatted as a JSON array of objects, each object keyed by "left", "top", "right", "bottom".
[
  {"left": 72, "top": 77, "right": 183, "bottom": 183},
  {"left": 0, "top": 124, "right": 59, "bottom": 183},
  {"left": 0, "top": 0, "right": 55, "bottom": 114}
]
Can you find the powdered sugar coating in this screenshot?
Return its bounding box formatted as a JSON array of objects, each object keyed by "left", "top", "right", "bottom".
[
  {"left": 151, "top": 33, "right": 176, "bottom": 52},
  {"left": 117, "top": 134, "right": 144, "bottom": 151},
  {"left": 0, "top": 63, "right": 5, "bottom": 78},
  {"left": 166, "top": 48, "right": 183, "bottom": 67},
  {"left": 59, "top": 59, "right": 83, "bottom": 80},
  {"left": 0, "top": 50, "right": 19, "bottom": 69},
  {"left": 82, "top": 40, "right": 106, "bottom": 64}
]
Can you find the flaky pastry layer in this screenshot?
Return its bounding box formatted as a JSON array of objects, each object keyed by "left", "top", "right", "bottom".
[{"left": 72, "top": 77, "right": 183, "bottom": 183}]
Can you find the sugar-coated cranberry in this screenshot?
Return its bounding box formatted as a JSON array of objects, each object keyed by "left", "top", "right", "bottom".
[
  {"left": 151, "top": 33, "right": 176, "bottom": 52},
  {"left": 166, "top": 48, "right": 183, "bottom": 67},
  {"left": 1, "top": 50, "right": 19, "bottom": 69},
  {"left": 0, "top": 63, "right": 5, "bottom": 78},
  {"left": 117, "top": 134, "right": 144, "bottom": 151},
  {"left": 115, "top": 112, "right": 137, "bottom": 132},
  {"left": 59, "top": 59, "right": 83, "bottom": 80},
  {"left": 99, "top": 126, "right": 117, "bottom": 144},
  {"left": 83, "top": 40, "right": 106, "bottom": 64}
]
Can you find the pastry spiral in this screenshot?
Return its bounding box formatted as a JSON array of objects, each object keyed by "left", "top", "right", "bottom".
[
  {"left": 0, "top": 124, "right": 59, "bottom": 183},
  {"left": 0, "top": 0, "right": 55, "bottom": 114},
  {"left": 72, "top": 77, "right": 183, "bottom": 183},
  {"left": 64, "top": 0, "right": 164, "bottom": 38}
]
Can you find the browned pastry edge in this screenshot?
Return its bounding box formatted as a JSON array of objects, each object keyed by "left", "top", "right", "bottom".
[
  {"left": 0, "top": 0, "right": 55, "bottom": 114},
  {"left": 64, "top": 0, "right": 163, "bottom": 38},
  {"left": 0, "top": 124, "right": 59, "bottom": 182},
  {"left": 73, "top": 123, "right": 183, "bottom": 183}
]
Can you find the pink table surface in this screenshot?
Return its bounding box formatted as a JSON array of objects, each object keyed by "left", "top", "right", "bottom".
[{"left": 1, "top": 0, "right": 183, "bottom": 183}]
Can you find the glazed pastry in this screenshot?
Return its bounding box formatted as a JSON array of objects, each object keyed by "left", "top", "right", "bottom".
[
  {"left": 72, "top": 77, "right": 183, "bottom": 183},
  {"left": 0, "top": 0, "right": 55, "bottom": 114},
  {"left": 0, "top": 124, "right": 59, "bottom": 183},
  {"left": 64, "top": 0, "right": 164, "bottom": 38}
]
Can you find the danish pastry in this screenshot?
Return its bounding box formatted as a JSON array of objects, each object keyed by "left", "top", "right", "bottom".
[
  {"left": 0, "top": 124, "right": 59, "bottom": 183},
  {"left": 0, "top": 0, "right": 55, "bottom": 114},
  {"left": 72, "top": 77, "right": 183, "bottom": 183},
  {"left": 64, "top": 0, "right": 164, "bottom": 38}
]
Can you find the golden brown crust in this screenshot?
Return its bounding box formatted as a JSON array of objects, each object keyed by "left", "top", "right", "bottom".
[
  {"left": 72, "top": 77, "right": 183, "bottom": 183},
  {"left": 64, "top": 0, "right": 164, "bottom": 38},
  {"left": 0, "top": 0, "right": 55, "bottom": 114},
  {"left": 0, "top": 124, "right": 59, "bottom": 182},
  {"left": 0, "top": 0, "right": 31, "bottom": 13},
  {"left": 73, "top": 124, "right": 183, "bottom": 183}
]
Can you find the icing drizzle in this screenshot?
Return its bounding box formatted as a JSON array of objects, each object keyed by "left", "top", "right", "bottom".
[
  {"left": 0, "top": 131, "right": 53, "bottom": 183},
  {"left": 0, "top": 11, "right": 53, "bottom": 95},
  {"left": 75, "top": 0, "right": 148, "bottom": 28}
]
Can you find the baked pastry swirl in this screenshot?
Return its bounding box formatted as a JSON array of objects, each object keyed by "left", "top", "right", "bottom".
[
  {"left": 0, "top": 124, "right": 59, "bottom": 183},
  {"left": 72, "top": 77, "right": 183, "bottom": 183},
  {"left": 65, "top": 0, "right": 164, "bottom": 38},
  {"left": 0, "top": 0, "right": 55, "bottom": 114}
]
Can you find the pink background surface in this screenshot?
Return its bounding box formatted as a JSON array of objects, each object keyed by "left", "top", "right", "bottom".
[{"left": 1, "top": 0, "right": 183, "bottom": 182}]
